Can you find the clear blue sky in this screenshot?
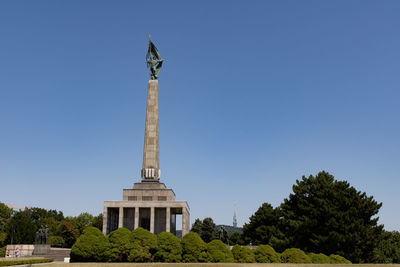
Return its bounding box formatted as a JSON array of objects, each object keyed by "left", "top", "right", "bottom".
[{"left": 1, "top": 1, "right": 399, "bottom": 230}]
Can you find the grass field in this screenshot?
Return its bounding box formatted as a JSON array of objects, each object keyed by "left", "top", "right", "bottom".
[
  {"left": 49, "top": 263, "right": 400, "bottom": 267},
  {"left": 0, "top": 257, "right": 45, "bottom": 261}
]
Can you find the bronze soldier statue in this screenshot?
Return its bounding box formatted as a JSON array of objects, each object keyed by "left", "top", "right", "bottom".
[{"left": 146, "top": 35, "right": 163, "bottom": 80}]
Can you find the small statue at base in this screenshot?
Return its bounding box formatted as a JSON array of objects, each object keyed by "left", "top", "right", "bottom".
[{"left": 36, "top": 225, "right": 49, "bottom": 244}]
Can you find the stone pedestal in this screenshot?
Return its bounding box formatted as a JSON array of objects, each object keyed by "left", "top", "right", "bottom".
[
  {"left": 33, "top": 244, "right": 50, "bottom": 255},
  {"left": 103, "top": 181, "right": 190, "bottom": 236}
]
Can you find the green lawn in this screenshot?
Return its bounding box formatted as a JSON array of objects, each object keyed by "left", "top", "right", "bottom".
[{"left": 50, "top": 263, "right": 399, "bottom": 267}]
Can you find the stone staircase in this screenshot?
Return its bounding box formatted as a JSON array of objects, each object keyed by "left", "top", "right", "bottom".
[{"left": 45, "top": 248, "right": 71, "bottom": 262}]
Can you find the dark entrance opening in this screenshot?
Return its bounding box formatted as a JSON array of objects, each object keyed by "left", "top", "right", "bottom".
[
  {"left": 123, "top": 208, "right": 135, "bottom": 231},
  {"left": 107, "top": 207, "right": 119, "bottom": 234},
  {"left": 139, "top": 208, "right": 150, "bottom": 231}
]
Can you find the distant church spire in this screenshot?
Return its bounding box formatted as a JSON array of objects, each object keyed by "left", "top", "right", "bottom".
[{"left": 233, "top": 204, "right": 238, "bottom": 228}]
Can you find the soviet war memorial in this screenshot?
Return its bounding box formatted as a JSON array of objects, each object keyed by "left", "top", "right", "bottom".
[
  {"left": 2, "top": 1, "right": 400, "bottom": 266},
  {"left": 103, "top": 39, "right": 190, "bottom": 237}
]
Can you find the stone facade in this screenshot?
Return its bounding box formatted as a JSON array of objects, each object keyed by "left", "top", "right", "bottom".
[{"left": 102, "top": 80, "right": 190, "bottom": 237}]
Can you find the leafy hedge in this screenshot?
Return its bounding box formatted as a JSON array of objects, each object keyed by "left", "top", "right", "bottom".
[
  {"left": 309, "top": 252, "right": 331, "bottom": 263},
  {"left": 0, "top": 258, "right": 53, "bottom": 266},
  {"left": 69, "top": 226, "right": 351, "bottom": 264},
  {"left": 154, "top": 232, "right": 182, "bottom": 262},
  {"left": 254, "top": 244, "right": 280, "bottom": 263},
  {"left": 70, "top": 226, "right": 110, "bottom": 262},
  {"left": 281, "top": 248, "right": 311, "bottom": 263},
  {"left": 206, "top": 240, "right": 234, "bottom": 262},
  {"left": 128, "top": 227, "right": 157, "bottom": 262},
  {"left": 181, "top": 232, "right": 207, "bottom": 262},
  {"left": 108, "top": 227, "right": 133, "bottom": 261},
  {"left": 232, "top": 244, "right": 255, "bottom": 263},
  {"left": 330, "top": 254, "right": 352, "bottom": 264}
]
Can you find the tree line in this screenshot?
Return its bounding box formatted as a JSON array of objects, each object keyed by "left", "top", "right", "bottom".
[{"left": 0, "top": 204, "right": 102, "bottom": 249}]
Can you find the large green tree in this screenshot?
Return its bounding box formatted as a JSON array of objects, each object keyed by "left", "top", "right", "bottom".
[
  {"left": 229, "top": 232, "right": 245, "bottom": 246},
  {"left": 201, "top": 218, "right": 217, "bottom": 243},
  {"left": 191, "top": 219, "right": 202, "bottom": 235},
  {"left": 91, "top": 213, "right": 103, "bottom": 231},
  {"left": 242, "top": 203, "right": 286, "bottom": 249},
  {"left": 6, "top": 210, "right": 37, "bottom": 244},
  {"left": 59, "top": 220, "right": 79, "bottom": 247},
  {"left": 280, "top": 171, "right": 383, "bottom": 263},
  {"left": 0, "top": 203, "right": 12, "bottom": 246},
  {"left": 0, "top": 204, "right": 102, "bottom": 248},
  {"left": 0, "top": 203, "right": 12, "bottom": 232},
  {"left": 190, "top": 217, "right": 217, "bottom": 243},
  {"left": 28, "top": 207, "right": 64, "bottom": 227},
  {"left": 70, "top": 213, "right": 95, "bottom": 235},
  {"left": 373, "top": 230, "right": 400, "bottom": 263}
]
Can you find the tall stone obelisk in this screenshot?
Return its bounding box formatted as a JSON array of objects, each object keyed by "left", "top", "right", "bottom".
[
  {"left": 103, "top": 38, "right": 189, "bottom": 237},
  {"left": 141, "top": 80, "right": 160, "bottom": 181}
]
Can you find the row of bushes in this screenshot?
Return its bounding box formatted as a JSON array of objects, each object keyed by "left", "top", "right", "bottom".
[
  {"left": 0, "top": 258, "right": 54, "bottom": 266},
  {"left": 70, "top": 227, "right": 351, "bottom": 263},
  {"left": 71, "top": 227, "right": 228, "bottom": 262},
  {"left": 232, "top": 245, "right": 350, "bottom": 264}
]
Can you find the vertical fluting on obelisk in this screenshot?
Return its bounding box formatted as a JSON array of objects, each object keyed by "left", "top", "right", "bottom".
[{"left": 141, "top": 79, "right": 160, "bottom": 181}]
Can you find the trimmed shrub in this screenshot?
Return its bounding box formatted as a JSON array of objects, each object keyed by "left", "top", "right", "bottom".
[
  {"left": 181, "top": 232, "right": 207, "bottom": 262},
  {"left": 128, "top": 227, "right": 157, "bottom": 262},
  {"left": 280, "top": 248, "right": 311, "bottom": 263},
  {"left": 107, "top": 228, "right": 133, "bottom": 262},
  {"left": 206, "top": 239, "right": 234, "bottom": 262},
  {"left": 154, "top": 232, "right": 182, "bottom": 262},
  {"left": 128, "top": 243, "right": 153, "bottom": 262},
  {"left": 70, "top": 226, "right": 110, "bottom": 262},
  {"left": 49, "top": 235, "right": 65, "bottom": 248},
  {"left": 0, "top": 258, "right": 53, "bottom": 266},
  {"left": 330, "top": 254, "right": 352, "bottom": 264},
  {"left": 254, "top": 244, "right": 280, "bottom": 263},
  {"left": 231, "top": 245, "right": 255, "bottom": 263},
  {"left": 309, "top": 253, "right": 331, "bottom": 264},
  {"left": 130, "top": 227, "right": 157, "bottom": 251}
]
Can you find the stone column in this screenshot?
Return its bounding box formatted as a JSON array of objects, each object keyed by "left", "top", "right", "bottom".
[
  {"left": 118, "top": 207, "right": 123, "bottom": 228},
  {"left": 102, "top": 205, "right": 108, "bottom": 235},
  {"left": 182, "top": 208, "right": 190, "bottom": 237},
  {"left": 134, "top": 207, "right": 139, "bottom": 229},
  {"left": 166, "top": 207, "right": 170, "bottom": 232},
  {"left": 150, "top": 207, "right": 155, "bottom": 233},
  {"left": 141, "top": 80, "right": 160, "bottom": 181}
]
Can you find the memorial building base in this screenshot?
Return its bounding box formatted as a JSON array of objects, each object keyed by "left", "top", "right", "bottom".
[{"left": 103, "top": 182, "right": 190, "bottom": 237}]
